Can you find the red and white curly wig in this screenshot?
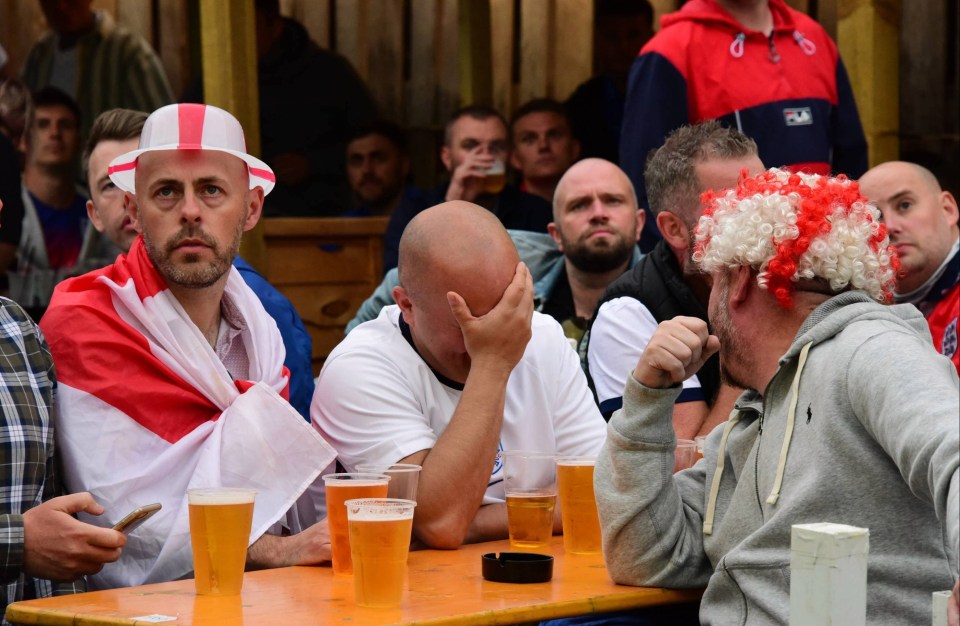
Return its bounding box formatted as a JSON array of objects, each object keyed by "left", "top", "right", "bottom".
[{"left": 693, "top": 168, "right": 900, "bottom": 309}]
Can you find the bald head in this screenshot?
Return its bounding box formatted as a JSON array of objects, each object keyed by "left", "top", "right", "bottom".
[
  {"left": 553, "top": 158, "right": 637, "bottom": 221},
  {"left": 860, "top": 161, "right": 942, "bottom": 196},
  {"left": 398, "top": 201, "right": 519, "bottom": 308},
  {"left": 548, "top": 159, "right": 642, "bottom": 275},
  {"left": 859, "top": 161, "right": 959, "bottom": 293}
]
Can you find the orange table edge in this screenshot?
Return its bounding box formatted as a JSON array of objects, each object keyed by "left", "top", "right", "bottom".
[{"left": 6, "top": 537, "right": 703, "bottom": 625}]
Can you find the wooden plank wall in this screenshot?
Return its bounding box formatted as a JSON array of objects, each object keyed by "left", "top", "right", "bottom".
[
  {"left": 2, "top": 1, "right": 955, "bottom": 191},
  {"left": 0, "top": 0, "right": 665, "bottom": 133},
  {"left": 837, "top": 0, "right": 900, "bottom": 167},
  {"left": 898, "top": 0, "right": 958, "bottom": 193},
  {"left": 0, "top": 0, "right": 191, "bottom": 96}
]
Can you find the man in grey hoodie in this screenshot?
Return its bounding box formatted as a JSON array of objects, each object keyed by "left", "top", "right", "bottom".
[{"left": 595, "top": 168, "right": 959, "bottom": 624}]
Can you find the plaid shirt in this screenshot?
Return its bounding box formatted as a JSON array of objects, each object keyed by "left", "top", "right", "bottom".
[{"left": 0, "top": 298, "right": 82, "bottom": 621}]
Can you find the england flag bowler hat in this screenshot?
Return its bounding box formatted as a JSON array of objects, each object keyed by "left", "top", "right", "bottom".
[{"left": 107, "top": 103, "right": 276, "bottom": 196}]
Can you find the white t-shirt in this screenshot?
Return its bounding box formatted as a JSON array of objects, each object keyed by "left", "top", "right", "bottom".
[
  {"left": 312, "top": 306, "right": 607, "bottom": 504},
  {"left": 589, "top": 296, "right": 703, "bottom": 416}
]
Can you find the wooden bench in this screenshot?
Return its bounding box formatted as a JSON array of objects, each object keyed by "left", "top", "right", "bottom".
[{"left": 262, "top": 217, "right": 389, "bottom": 375}]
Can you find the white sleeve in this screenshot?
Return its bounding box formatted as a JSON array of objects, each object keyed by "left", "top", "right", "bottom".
[
  {"left": 539, "top": 317, "right": 607, "bottom": 456},
  {"left": 311, "top": 349, "right": 437, "bottom": 471},
  {"left": 588, "top": 297, "right": 701, "bottom": 415}
]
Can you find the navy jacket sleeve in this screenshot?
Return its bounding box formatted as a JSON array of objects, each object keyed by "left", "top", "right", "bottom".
[
  {"left": 233, "top": 259, "right": 314, "bottom": 420},
  {"left": 829, "top": 57, "right": 868, "bottom": 179},
  {"left": 620, "top": 52, "right": 690, "bottom": 251}
]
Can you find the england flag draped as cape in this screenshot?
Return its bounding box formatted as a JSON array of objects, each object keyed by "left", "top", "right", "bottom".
[{"left": 40, "top": 237, "right": 336, "bottom": 589}]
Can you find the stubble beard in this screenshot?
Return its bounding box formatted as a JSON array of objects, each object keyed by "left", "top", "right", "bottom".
[
  {"left": 711, "top": 290, "right": 750, "bottom": 390},
  {"left": 142, "top": 220, "right": 243, "bottom": 290}
]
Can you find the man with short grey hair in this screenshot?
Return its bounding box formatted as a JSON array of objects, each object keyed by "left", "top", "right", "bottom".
[{"left": 584, "top": 121, "right": 761, "bottom": 435}]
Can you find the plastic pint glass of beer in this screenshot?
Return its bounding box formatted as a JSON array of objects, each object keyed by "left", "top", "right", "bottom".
[
  {"left": 187, "top": 487, "right": 256, "bottom": 596},
  {"left": 355, "top": 463, "right": 421, "bottom": 501},
  {"left": 346, "top": 498, "right": 416, "bottom": 608},
  {"left": 501, "top": 451, "right": 557, "bottom": 552},
  {"left": 481, "top": 158, "right": 507, "bottom": 194},
  {"left": 556, "top": 456, "right": 602, "bottom": 554},
  {"left": 322, "top": 473, "right": 390, "bottom": 575}
]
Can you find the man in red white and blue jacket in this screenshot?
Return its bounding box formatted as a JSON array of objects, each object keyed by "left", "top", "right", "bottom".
[{"left": 622, "top": 0, "right": 867, "bottom": 252}]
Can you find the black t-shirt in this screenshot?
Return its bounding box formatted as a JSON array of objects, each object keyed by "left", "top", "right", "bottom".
[{"left": 539, "top": 265, "right": 589, "bottom": 344}]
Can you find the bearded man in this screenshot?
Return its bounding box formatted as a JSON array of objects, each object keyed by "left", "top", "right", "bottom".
[{"left": 40, "top": 103, "right": 336, "bottom": 589}]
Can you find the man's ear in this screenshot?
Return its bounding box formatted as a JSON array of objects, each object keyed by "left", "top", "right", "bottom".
[
  {"left": 243, "top": 186, "right": 265, "bottom": 232},
  {"left": 634, "top": 208, "right": 646, "bottom": 241},
  {"left": 941, "top": 190, "right": 959, "bottom": 228},
  {"left": 656, "top": 211, "right": 688, "bottom": 251},
  {"left": 393, "top": 285, "right": 414, "bottom": 325},
  {"left": 440, "top": 145, "right": 452, "bottom": 172},
  {"left": 729, "top": 264, "right": 753, "bottom": 308},
  {"left": 86, "top": 199, "right": 105, "bottom": 232},
  {"left": 124, "top": 193, "right": 139, "bottom": 230},
  {"left": 547, "top": 222, "right": 563, "bottom": 250}
]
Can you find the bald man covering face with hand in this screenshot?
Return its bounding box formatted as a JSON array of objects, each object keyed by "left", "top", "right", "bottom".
[{"left": 313, "top": 201, "right": 606, "bottom": 549}]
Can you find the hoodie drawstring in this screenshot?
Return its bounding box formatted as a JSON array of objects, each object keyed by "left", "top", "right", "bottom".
[
  {"left": 729, "top": 33, "right": 746, "bottom": 58},
  {"left": 793, "top": 31, "right": 817, "bottom": 55},
  {"left": 703, "top": 412, "right": 743, "bottom": 535},
  {"left": 703, "top": 341, "right": 814, "bottom": 535},
  {"left": 730, "top": 31, "right": 816, "bottom": 60},
  {"left": 766, "top": 341, "right": 813, "bottom": 505}
]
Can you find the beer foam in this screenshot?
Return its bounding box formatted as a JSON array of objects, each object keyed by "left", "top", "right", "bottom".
[
  {"left": 325, "top": 479, "right": 389, "bottom": 487},
  {"left": 187, "top": 488, "right": 255, "bottom": 505},
  {"left": 348, "top": 512, "right": 413, "bottom": 522},
  {"left": 557, "top": 457, "right": 596, "bottom": 467}
]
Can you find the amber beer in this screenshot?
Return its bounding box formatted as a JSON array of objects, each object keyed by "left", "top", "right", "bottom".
[
  {"left": 557, "top": 458, "right": 602, "bottom": 554},
  {"left": 505, "top": 493, "right": 556, "bottom": 551},
  {"left": 187, "top": 488, "right": 256, "bottom": 596},
  {"left": 501, "top": 451, "right": 557, "bottom": 551},
  {"left": 481, "top": 159, "right": 506, "bottom": 194},
  {"left": 346, "top": 498, "right": 416, "bottom": 608},
  {"left": 322, "top": 473, "right": 390, "bottom": 575}
]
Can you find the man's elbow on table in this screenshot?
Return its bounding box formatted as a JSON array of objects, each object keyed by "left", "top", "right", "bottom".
[
  {"left": 604, "top": 556, "right": 650, "bottom": 587},
  {"left": 413, "top": 509, "right": 473, "bottom": 550},
  {"left": 601, "top": 527, "right": 668, "bottom": 587}
]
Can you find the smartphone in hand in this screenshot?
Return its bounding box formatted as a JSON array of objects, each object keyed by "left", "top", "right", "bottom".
[{"left": 112, "top": 503, "right": 162, "bottom": 534}]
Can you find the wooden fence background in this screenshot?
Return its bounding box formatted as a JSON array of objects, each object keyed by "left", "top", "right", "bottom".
[{"left": 1, "top": 0, "right": 957, "bottom": 190}]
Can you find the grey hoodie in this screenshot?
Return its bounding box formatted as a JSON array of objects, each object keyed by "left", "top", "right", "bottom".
[{"left": 596, "top": 291, "right": 959, "bottom": 625}]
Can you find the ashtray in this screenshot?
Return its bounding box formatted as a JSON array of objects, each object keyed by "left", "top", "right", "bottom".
[{"left": 481, "top": 552, "right": 554, "bottom": 583}]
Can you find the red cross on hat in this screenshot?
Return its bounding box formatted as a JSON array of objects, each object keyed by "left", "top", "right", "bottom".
[{"left": 107, "top": 103, "right": 276, "bottom": 196}]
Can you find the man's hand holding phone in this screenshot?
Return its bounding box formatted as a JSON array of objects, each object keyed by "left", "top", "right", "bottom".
[
  {"left": 112, "top": 503, "right": 162, "bottom": 534},
  {"left": 22, "top": 492, "right": 127, "bottom": 581}
]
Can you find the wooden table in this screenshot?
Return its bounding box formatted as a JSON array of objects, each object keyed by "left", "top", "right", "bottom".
[{"left": 6, "top": 537, "right": 702, "bottom": 625}]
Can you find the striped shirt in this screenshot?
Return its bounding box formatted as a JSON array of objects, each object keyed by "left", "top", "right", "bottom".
[
  {"left": 20, "top": 10, "right": 173, "bottom": 140},
  {"left": 0, "top": 299, "right": 83, "bottom": 622}
]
